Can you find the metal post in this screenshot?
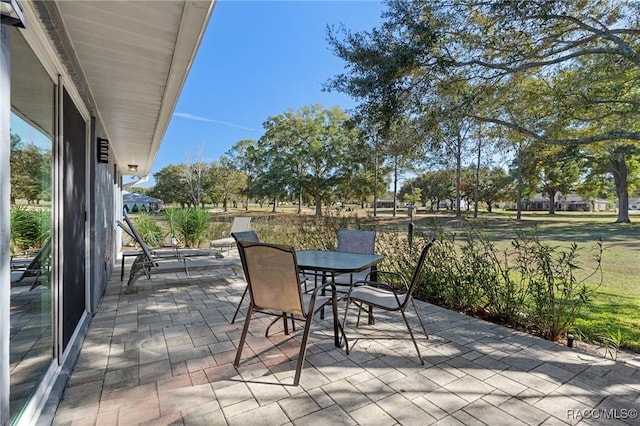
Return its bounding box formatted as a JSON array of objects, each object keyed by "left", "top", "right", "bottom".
[{"left": 408, "top": 222, "right": 414, "bottom": 255}]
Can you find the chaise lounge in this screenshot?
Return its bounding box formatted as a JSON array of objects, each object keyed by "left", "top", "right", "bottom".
[{"left": 119, "top": 213, "right": 242, "bottom": 291}]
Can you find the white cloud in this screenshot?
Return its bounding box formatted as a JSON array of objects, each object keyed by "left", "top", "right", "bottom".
[{"left": 174, "top": 112, "right": 255, "bottom": 131}]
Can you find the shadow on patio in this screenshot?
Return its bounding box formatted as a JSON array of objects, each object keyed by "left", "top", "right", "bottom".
[{"left": 51, "top": 254, "right": 640, "bottom": 426}]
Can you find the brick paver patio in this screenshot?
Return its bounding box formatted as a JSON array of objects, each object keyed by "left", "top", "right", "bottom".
[{"left": 50, "top": 255, "right": 640, "bottom": 425}]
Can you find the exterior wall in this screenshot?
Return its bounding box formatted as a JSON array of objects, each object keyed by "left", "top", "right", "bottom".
[{"left": 89, "top": 118, "right": 115, "bottom": 314}]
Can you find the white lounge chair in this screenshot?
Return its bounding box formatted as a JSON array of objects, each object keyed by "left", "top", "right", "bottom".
[{"left": 209, "top": 217, "right": 252, "bottom": 253}]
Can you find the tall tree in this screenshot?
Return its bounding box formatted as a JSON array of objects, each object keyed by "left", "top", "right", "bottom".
[
  {"left": 217, "top": 157, "right": 247, "bottom": 211},
  {"left": 578, "top": 143, "right": 640, "bottom": 219},
  {"left": 260, "top": 105, "right": 358, "bottom": 216},
  {"left": 228, "top": 139, "right": 260, "bottom": 210},
  {"left": 150, "top": 164, "right": 191, "bottom": 206},
  {"left": 477, "top": 167, "right": 513, "bottom": 213},
  {"left": 521, "top": 143, "right": 581, "bottom": 214},
  {"left": 10, "top": 133, "right": 49, "bottom": 204},
  {"left": 183, "top": 160, "right": 207, "bottom": 207}
]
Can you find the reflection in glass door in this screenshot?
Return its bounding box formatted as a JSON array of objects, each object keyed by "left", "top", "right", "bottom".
[{"left": 9, "top": 28, "right": 55, "bottom": 421}]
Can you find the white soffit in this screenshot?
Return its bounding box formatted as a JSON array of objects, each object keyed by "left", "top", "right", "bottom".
[{"left": 55, "top": 0, "right": 214, "bottom": 176}]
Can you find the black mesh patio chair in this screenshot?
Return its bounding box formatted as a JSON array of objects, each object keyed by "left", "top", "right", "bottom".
[
  {"left": 343, "top": 238, "right": 436, "bottom": 365},
  {"left": 333, "top": 229, "right": 376, "bottom": 289}
]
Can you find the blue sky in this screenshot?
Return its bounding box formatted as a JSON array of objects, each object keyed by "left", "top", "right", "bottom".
[{"left": 147, "top": 0, "right": 386, "bottom": 185}]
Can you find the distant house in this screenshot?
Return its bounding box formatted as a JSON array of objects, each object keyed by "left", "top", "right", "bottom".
[
  {"left": 374, "top": 200, "right": 398, "bottom": 208},
  {"left": 523, "top": 193, "right": 608, "bottom": 212},
  {"left": 630, "top": 198, "right": 640, "bottom": 211},
  {"left": 122, "top": 192, "right": 164, "bottom": 212}
]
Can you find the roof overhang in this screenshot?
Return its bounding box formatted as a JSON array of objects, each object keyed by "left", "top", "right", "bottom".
[{"left": 46, "top": 0, "right": 214, "bottom": 176}]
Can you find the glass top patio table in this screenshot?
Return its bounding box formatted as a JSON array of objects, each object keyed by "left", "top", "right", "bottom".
[{"left": 296, "top": 250, "right": 384, "bottom": 275}]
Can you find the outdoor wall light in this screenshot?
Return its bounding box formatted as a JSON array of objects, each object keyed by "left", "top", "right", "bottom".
[
  {"left": 97, "top": 137, "right": 109, "bottom": 163},
  {"left": 0, "top": 0, "right": 25, "bottom": 28},
  {"left": 127, "top": 164, "right": 138, "bottom": 172}
]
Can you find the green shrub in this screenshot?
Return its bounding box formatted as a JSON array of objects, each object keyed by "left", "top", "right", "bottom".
[
  {"left": 10, "top": 205, "right": 51, "bottom": 254},
  {"left": 131, "top": 204, "right": 139, "bottom": 213},
  {"left": 134, "top": 213, "right": 163, "bottom": 247},
  {"left": 145, "top": 211, "right": 606, "bottom": 345},
  {"left": 412, "top": 221, "right": 603, "bottom": 341},
  {"left": 381, "top": 220, "right": 603, "bottom": 341},
  {"left": 171, "top": 208, "right": 211, "bottom": 248},
  {"left": 513, "top": 231, "right": 603, "bottom": 341},
  {"left": 250, "top": 210, "right": 373, "bottom": 250},
  {"left": 164, "top": 207, "right": 178, "bottom": 238},
  {"left": 458, "top": 224, "right": 526, "bottom": 323}
]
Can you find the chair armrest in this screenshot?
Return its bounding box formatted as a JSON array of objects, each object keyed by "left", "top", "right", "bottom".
[
  {"left": 361, "top": 270, "right": 409, "bottom": 292},
  {"left": 350, "top": 279, "right": 396, "bottom": 293},
  {"left": 304, "top": 280, "right": 337, "bottom": 313}
]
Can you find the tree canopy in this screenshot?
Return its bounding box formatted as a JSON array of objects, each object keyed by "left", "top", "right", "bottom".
[{"left": 326, "top": 0, "right": 640, "bottom": 222}]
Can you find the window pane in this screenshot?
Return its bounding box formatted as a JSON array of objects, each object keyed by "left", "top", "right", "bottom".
[{"left": 9, "top": 29, "right": 55, "bottom": 421}]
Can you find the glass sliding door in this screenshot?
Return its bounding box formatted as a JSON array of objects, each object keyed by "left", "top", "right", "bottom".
[{"left": 9, "top": 28, "right": 55, "bottom": 422}]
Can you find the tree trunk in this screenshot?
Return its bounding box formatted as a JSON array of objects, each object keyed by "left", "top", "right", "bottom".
[
  {"left": 271, "top": 198, "right": 277, "bottom": 213},
  {"left": 487, "top": 201, "right": 493, "bottom": 213},
  {"left": 373, "top": 143, "right": 378, "bottom": 217},
  {"left": 392, "top": 159, "right": 398, "bottom": 217},
  {"left": 547, "top": 188, "right": 557, "bottom": 215},
  {"left": 315, "top": 194, "right": 322, "bottom": 216},
  {"left": 474, "top": 136, "right": 481, "bottom": 218},
  {"left": 611, "top": 154, "right": 630, "bottom": 223},
  {"left": 297, "top": 189, "right": 302, "bottom": 214},
  {"left": 455, "top": 137, "right": 462, "bottom": 218},
  {"left": 516, "top": 145, "right": 523, "bottom": 221}
]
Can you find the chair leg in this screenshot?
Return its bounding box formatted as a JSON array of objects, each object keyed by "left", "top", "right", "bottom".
[
  {"left": 411, "top": 298, "right": 429, "bottom": 339},
  {"left": 342, "top": 298, "right": 352, "bottom": 335},
  {"left": 354, "top": 302, "right": 368, "bottom": 328},
  {"left": 331, "top": 292, "right": 339, "bottom": 347},
  {"left": 400, "top": 309, "right": 424, "bottom": 365},
  {"left": 293, "top": 314, "right": 315, "bottom": 386},
  {"left": 233, "top": 302, "right": 254, "bottom": 368},
  {"left": 231, "top": 285, "right": 249, "bottom": 324},
  {"left": 331, "top": 294, "right": 349, "bottom": 353}
]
